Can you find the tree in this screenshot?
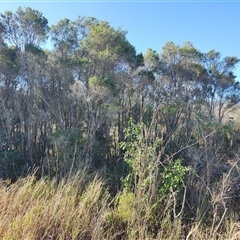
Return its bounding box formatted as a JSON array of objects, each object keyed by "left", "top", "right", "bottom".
[
  {"left": 0, "top": 7, "right": 49, "bottom": 171},
  {"left": 200, "top": 50, "right": 240, "bottom": 122},
  {"left": 0, "top": 7, "right": 49, "bottom": 51},
  {"left": 77, "top": 20, "right": 136, "bottom": 166}
]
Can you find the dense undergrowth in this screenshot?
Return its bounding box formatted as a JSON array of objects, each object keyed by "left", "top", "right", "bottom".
[
  {"left": 1, "top": 118, "right": 240, "bottom": 240},
  {"left": 0, "top": 168, "right": 239, "bottom": 240}
]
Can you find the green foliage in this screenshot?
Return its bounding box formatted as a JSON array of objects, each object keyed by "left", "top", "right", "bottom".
[
  {"left": 159, "top": 159, "right": 189, "bottom": 196},
  {"left": 50, "top": 16, "right": 94, "bottom": 53},
  {"left": 117, "top": 191, "right": 135, "bottom": 221},
  {"left": 89, "top": 75, "right": 117, "bottom": 94},
  {"left": 137, "top": 69, "right": 155, "bottom": 81},
  {"left": 179, "top": 41, "right": 201, "bottom": 59},
  {"left": 134, "top": 53, "right": 144, "bottom": 67},
  {"left": 0, "top": 7, "right": 49, "bottom": 50},
  {"left": 81, "top": 20, "right": 136, "bottom": 65},
  {"left": 0, "top": 46, "right": 18, "bottom": 73},
  {"left": 120, "top": 118, "right": 188, "bottom": 196},
  {"left": 144, "top": 48, "right": 159, "bottom": 69},
  {"left": 89, "top": 75, "right": 101, "bottom": 88},
  {"left": 25, "top": 43, "right": 44, "bottom": 55},
  {"left": 161, "top": 104, "right": 177, "bottom": 115},
  {"left": 0, "top": 149, "right": 25, "bottom": 180},
  {"left": 119, "top": 118, "right": 151, "bottom": 191},
  {"left": 71, "top": 56, "right": 93, "bottom": 66}
]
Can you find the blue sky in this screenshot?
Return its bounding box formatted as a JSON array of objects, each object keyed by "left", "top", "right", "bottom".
[{"left": 1, "top": 1, "right": 240, "bottom": 79}]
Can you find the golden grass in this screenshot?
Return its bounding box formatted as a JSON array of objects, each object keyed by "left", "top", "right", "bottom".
[
  {"left": 0, "top": 172, "right": 110, "bottom": 240},
  {"left": 0, "top": 172, "right": 239, "bottom": 240}
]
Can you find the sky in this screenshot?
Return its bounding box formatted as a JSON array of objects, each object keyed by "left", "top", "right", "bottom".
[{"left": 1, "top": 1, "right": 240, "bottom": 79}]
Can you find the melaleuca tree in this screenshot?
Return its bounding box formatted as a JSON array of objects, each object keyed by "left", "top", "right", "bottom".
[
  {"left": 0, "top": 7, "right": 49, "bottom": 51},
  {"left": 134, "top": 48, "right": 159, "bottom": 123},
  {"left": 0, "top": 41, "right": 21, "bottom": 179},
  {"left": 200, "top": 49, "right": 240, "bottom": 122},
  {"left": 81, "top": 20, "right": 136, "bottom": 84},
  {"left": 50, "top": 16, "right": 96, "bottom": 61},
  {"left": 39, "top": 17, "right": 94, "bottom": 175},
  {"left": 151, "top": 42, "right": 203, "bottom": 155},
  {"left": 77, "top": 20, "right": 136, "bottom": 166},
  {"left": 0, "top": 7, "right": 49, "bottom": 172}
]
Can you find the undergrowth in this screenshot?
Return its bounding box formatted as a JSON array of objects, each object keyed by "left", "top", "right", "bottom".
[{"left": 0, "top": 169, "right": 239, "bottom": 240}]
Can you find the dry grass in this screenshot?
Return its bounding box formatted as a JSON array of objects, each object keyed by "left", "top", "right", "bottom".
[
  {"left": 0, "top": 172, "right": 110, "bottom": 240},
  {"left": 0, "top": 171, "right": 239, "bottom": 240}
]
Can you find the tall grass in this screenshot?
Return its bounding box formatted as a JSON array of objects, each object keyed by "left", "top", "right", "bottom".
[
  {"left": 0, "top": 170, "right": 239, "bottom": 240},
  {"left": 0, "top": 171, "right": 110, "bottom": 240}
]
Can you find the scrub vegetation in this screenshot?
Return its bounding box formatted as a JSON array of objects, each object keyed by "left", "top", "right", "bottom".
[{"left": 0, "top": 7, "right": 240, "bottom": 239}]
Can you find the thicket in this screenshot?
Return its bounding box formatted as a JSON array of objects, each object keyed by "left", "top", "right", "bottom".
[{"left": 0, "top": 7, "right": 240, "bottom": 239}]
